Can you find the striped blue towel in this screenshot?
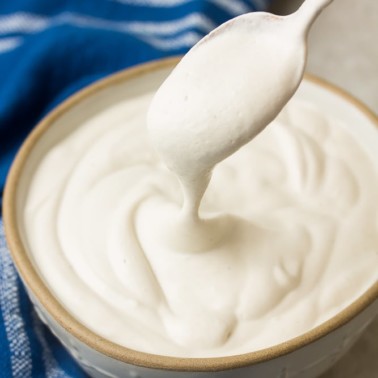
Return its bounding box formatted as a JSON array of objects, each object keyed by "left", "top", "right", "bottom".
[{"left": 0, "top": 1, "right": 271, "bottom": 377}]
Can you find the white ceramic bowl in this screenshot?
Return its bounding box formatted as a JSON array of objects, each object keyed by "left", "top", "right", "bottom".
[{"left": 3, "top": 57, "right": 378, "bottom": 378}]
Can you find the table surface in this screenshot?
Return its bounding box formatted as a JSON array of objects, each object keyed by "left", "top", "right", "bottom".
[{"left": 269, "top": 0, "right": 377, "bottom": 377}]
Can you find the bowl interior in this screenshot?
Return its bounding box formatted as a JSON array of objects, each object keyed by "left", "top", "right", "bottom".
[{"left": 4, "top": 58, "right": 378, "bottom": 371}]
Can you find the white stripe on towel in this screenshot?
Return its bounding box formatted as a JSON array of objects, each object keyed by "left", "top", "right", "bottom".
[
  {"left": 110, "top": 0, "right": 260, "bottom": 14},
  {"left": 109, "top": 0, "right": 193, "bottom": 6},
  {"left": 0, "top": 37, "right": 23, "bottom": 53},
  {"left": 141, "top": 30, "right": 202, "bottom": 49},
  {"left": 58, "top": 11, "right": 216, "bottom": 35},
  {"left": 0, "top": 12, "right": 215, "bottom": 36},
  {"left": 0, "top": 11, "right": 215, "bottom": 51},
  {"left": 210, "top": 0, "right": 250, "bottom": 15},
  {"left": 0, "top": 220, "right": 33, "bottom": 378}
]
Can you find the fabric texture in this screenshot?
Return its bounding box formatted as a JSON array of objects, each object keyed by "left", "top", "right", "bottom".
[{"left": 0, "top": 1, "right": 271, "bottom": 377}]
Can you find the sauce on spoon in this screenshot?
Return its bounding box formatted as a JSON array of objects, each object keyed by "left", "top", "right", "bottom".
[{"left": 147, "top": 0, "right": 334, "bottom": 248}]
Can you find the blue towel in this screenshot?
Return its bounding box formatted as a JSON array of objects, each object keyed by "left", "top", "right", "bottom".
[{"left": 0, "top": 1, "right": 270, "bottom": 377}]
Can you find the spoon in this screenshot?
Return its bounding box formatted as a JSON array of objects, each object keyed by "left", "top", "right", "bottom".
[{"left": 147, "top": 0, "right": 333, "bottom": 219}]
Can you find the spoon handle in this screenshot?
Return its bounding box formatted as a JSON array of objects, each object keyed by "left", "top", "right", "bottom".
[{"left": 293, "top": 0, "right": 333, "bottom": 35}]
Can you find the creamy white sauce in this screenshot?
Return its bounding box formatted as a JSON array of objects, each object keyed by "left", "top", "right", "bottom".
[
  {"left": 24, "top": 91, "right": 378, "bottom": 357},
  {"left": 22, "top": 0, "right": 378, "bottom": 358}
]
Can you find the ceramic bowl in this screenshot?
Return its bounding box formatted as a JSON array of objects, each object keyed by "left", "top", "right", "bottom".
[{"left": 3, "top": 57, "right": 378, "bottom": 378}]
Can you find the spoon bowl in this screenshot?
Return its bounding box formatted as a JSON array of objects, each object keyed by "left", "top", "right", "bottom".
[{"left": 147, "top": 0, "right": 334, "bottom": 178}]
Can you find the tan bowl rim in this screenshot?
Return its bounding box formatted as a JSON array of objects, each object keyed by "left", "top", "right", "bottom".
[{"left": 3, "top": 56, "right": 378, "bottom": 372}]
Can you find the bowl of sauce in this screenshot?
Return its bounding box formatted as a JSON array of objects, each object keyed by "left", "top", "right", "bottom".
[
  {"left": 2, "top": 2, "right": 378, "bottom": 376},
  {"left": 3, "top": 55, "right": 378, "bottom": 378}
]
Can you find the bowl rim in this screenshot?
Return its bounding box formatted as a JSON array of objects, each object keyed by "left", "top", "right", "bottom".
[{"left": 3, "top": 56, "right": 378, "bottom": 372}]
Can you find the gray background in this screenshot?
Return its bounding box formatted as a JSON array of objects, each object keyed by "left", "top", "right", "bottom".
[{"left": 269, "top": 0, "right": 377, "bottom": 377}]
